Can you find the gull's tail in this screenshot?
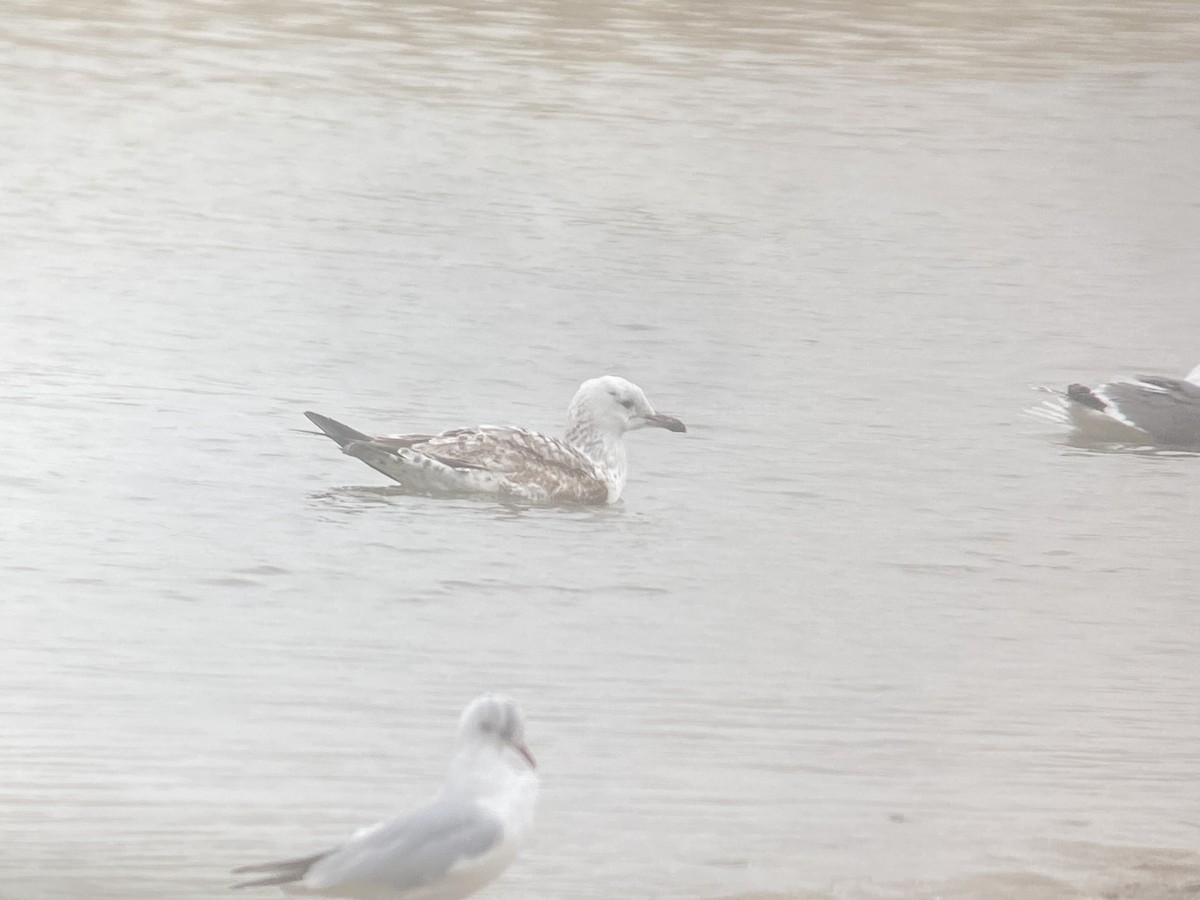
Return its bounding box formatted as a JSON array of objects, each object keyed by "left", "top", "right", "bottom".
[
  {"left": 231, "top": 851, "right": 327, "bottom": 890},
  {"left": 304, "top": 411, "right": 373, "bottom": 449},
  {"left": 1025, "top": 386, "right": 1073, "bottom": 426},
  {"left": 1025, "top": 385, "right": 1153, "bottom": 444},
  {"left": 303, "top": 411, "right": 454, "bottom": 488}
]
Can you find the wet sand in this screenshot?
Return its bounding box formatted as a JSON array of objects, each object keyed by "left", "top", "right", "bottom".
[{"left": 720, "top": 842, "right": 1200, "bottom": 899}]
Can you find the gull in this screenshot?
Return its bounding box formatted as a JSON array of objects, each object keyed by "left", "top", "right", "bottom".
[
  {"left": 1031, "top": 363, "right": 1200, "bottom": 448},
  {"left": 304, "top": 375, "right": 687, "bottom": 503},
  {"left": 232, "top": 694, "right": 538, "bottom": 899}
]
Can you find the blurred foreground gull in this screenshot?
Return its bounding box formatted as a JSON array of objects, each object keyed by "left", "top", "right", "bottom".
[
  {"left": 305, "top": 375, "right": 686, "bottom": 503},
  {"left": 1032, "top": 363, "right": 1200, "bottom": 447},
  {"left": 232, "top": 695, "right": 537, "bottom": 899}
]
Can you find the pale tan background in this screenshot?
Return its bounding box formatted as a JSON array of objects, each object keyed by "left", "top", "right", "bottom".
[{"left": 2, "top": 1, "right": 1199, "bottom": 898}]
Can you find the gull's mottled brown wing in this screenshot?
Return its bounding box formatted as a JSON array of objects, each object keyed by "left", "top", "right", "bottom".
[{"left": 415, "top": 427, "right": 610, "bottom": 503}]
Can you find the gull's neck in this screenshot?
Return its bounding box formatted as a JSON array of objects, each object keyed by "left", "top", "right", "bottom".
[
  {"left": 564, "top": 416, "right": 627, "bottom": 501},
  {"left": 440, "top": 740, "right": 538, "bottom": 837},
  {"left": 443, "top": 739, "right": 530, "bottom": 798}
]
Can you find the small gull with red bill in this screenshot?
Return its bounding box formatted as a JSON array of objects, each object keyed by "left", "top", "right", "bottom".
[
  {"left": 232, "top": 694, "right": 537, "bottom": 899},
  {"left": 305, "top": 375, "right": 687, "bottom": 503}
]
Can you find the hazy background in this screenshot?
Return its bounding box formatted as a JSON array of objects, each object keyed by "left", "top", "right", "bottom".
[{"left": 2, "top": 1, "right": 1199, "bottom": 898}]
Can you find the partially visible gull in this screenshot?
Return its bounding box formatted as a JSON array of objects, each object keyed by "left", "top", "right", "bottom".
[
  {"left": 231, "top": 694, "right": 537, "bottom": 899},
  {"left": 1032, "top": 363, "right": 1200, "bottom": 448},
  {"left": 305, "top": 375, "right": 686, "bottom": 504}
]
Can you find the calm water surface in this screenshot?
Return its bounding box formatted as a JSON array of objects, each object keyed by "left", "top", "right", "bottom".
[{"left": 2, "top": 1, "right": 1200, "bottom": 898}]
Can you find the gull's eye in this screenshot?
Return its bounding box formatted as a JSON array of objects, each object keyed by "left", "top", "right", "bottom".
[{"left": 620, "top": 399, "right": 635, "bottom": 410}]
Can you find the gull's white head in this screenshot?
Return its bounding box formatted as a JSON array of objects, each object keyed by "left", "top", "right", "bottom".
[
  {"left": 459, "top": 694, "right": 536, "bottom": 769},
  {"left": 567, "top": 375, "right": 687, "bottom": 437}
]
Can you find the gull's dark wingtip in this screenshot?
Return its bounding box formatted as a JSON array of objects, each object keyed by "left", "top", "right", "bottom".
[
  {"left": 229, "top": 873, "right": 298, "bottom": 890},
  {"left": 229, "top": 850, "right": 327, "bottom": 889},
  {"left": 304, "top": 411, "right": 374, "bottom": 448},
  {"left": 1066, "top": 383, "right": 1107, "bottom": 412}
]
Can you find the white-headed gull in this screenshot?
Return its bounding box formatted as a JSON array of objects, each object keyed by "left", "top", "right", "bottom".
[
  {"left": 232, "top": 695, "right": 538, "bottom": 899},
  {"left": 1033, "top": 363, "right": 1200, "bottom": 447},
  {"left": 305, "top": 375, "right": 686, "bottom": 503}
]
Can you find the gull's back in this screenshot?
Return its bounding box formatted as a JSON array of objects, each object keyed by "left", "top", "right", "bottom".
[
  {"left": 1068, "top": 375, "right": 1200, "bottom": 448},
  {"left": 289, "top": 798, "right": 507, "bottom": 899},
  {"left": 306, "top": 413, "right": 612, "bottom": 504}
]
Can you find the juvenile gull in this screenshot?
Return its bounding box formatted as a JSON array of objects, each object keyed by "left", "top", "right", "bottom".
[
  {"left": 305, "top": 375, "right": 686, "bottom": 504},
  {"left": 232, "top": 694, "right": 537, "bottom": 899},
  {"left": 1032, "top": 363, "right": 1200, "bottom": 447}
]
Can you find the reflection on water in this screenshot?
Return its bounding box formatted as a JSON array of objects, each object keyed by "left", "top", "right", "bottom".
[{"left": 3, "top": 0, "right": 1200, "bottom": 898}]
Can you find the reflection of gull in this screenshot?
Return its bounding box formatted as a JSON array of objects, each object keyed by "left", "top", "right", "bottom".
[
  {"left": 1032, "top": 364, "right": 1200, "bottom": 447},
  {"left": 305, "top": 376, "right": 686, "bottom": 504},
  {"left": 232, "top": 695, "right": 537, "bottom": 899}
]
